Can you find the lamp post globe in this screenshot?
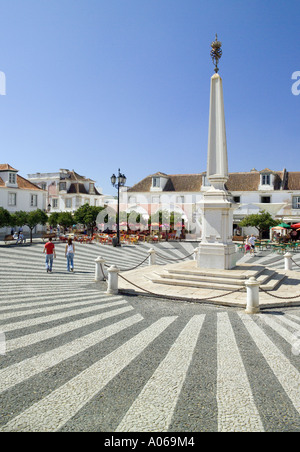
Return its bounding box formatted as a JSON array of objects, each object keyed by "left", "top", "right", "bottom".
[
  {"left": 111, "top": 169, "right": 127, "bottom": 247},
  {"left": 111, "top": 174, "right": 117, "bottom": 186}
]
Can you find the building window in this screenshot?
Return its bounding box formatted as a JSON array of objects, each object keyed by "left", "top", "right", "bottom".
[
  {"left": 261, "top": 196, "right": 271, "bottom": 203},
  {"left": 59, "top": 182, "right": 67, "bottom": 191},
  {"left": 52, "top": 199, "right": 58, "bottom": 208},
  {"left": 89, "top": 183, "right": 94, "bottom": 194},
  {"left": 153, "top": 177, "right": 160, "bottom": 188},
  {"left": 261, "top": 174, "right": 271, "bottom": 185},
  {"left": 65, "top": 198, "right": 72, "bottom": 208},
  {"left": 41, "top": 183, "right": 47, "bottom": 190},
  {"left": 202, "top": 174, "right": 210, "bottom": 187},
  {"left": 9, "top": 173, "right": 16, "bottom": 184},
  {"left": 30, "top": 194, "right": 37, "bottom": 207},
  {"left": 8, "top": 192, "right": 16, "bottom": 206},
  {"left": 292, "top": 197, "right": 300, "bottom": 209},
  {"left": 233, "top": 196, "right": 241, "bottom": 203}
]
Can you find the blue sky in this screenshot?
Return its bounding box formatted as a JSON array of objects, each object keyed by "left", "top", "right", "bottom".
[{"left": 0, "top": 0, "right": 299, "bottom": 195}]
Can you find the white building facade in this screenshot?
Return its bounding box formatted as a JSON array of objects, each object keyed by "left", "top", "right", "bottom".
[
  {"left": 27, "top": 169, "right": 103, "bottom": 213},
  {"left": 121, "top": 168, "right": 300, "bottom": 238},
  {"left": 0, "top": 164, "right": 46, "bottom": 234}
]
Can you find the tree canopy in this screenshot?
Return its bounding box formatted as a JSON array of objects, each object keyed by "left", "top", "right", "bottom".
[
  {"left": 239, "top": 210, "right": 279, "bottom": 238},
  {"left": 9, "top": 209, "right": 48, "bottom": 242},
  {"left": 0, "top": 207, "right": 11, "bottom": 228},
  {"left": 73, "top": 203, "right": 104, "bottom": 233}
]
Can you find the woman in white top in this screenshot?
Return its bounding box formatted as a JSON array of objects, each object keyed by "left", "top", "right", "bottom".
[
  {"left": 65, "top": 238, "right": 75, "bottom": 272},
  {"left": 244, "top": 236, "right": 251, "bottom": 255}
]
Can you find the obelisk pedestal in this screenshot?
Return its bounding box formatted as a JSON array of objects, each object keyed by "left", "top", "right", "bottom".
[
  {"left": 196, "top": 190, "right": 237, "bottom": 270},
  {"left": 197, "top": 69, "right": 237, "bottom": 270}
]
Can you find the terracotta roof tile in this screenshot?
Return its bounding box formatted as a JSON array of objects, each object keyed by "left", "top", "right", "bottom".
[
  {"left": 0, "top": 172, "right": 43, "bottom": 190},
  {"left": 0, "top": 164, "right": 18, "bottom": 172},
  {"left": 128, "top": 170, "right": 290, "bottom": 193},
  {"left": 128, "top": 174, "right": 203, "bottom": 193},
  {"left": 227, "top": 171, "right": 284, "bottom": 191},
  {"left": 17, "top": 175, "right": 44, "bottom": 191},
  {"left": 226, "top": 172, "right": 261, "bottom": 191},
  {"left": 61, "top": 170, "right": 95, "bottom": 183},
  {"left": 286, "top": 172, "right": 300, "bottom": 190}
]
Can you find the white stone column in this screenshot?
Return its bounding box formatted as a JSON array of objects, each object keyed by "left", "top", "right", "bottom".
[
  {"left": 284, "top": 252, "right": 293, "bottom": 271},
  {"left": 245, "top": 277, "right": 260, "bottom": 314},
  {"left": 207, "top": 74, "right": 228, "bottom": 190},
  {"left": 95, "top": 257, "right": 106, "bottom": 282},
  {"left": 148, "top": 248, "right": 156, "bottom": 266},
  {"left": 197, "top": 72, "right": 237, "bottom": 270},
  {"left": 106, "top": 265, "right": 120, "bottom": 295}
]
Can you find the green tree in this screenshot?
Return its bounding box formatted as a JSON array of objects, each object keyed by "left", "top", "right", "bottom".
[
  {"left": 26, "top": 209, "right": 48, "bottom": 243},
  {"left": 10, "top": 211, "right": 28, "bottom": 229},
  {"left": 239, "top": 210, "right": 279, "bottom": 239},
  {"left": 0, "top": 207, "right": 11, "bottom": 229},
  {"left": 48, "top": 212, "right": 60, "bottom": 227},
  {"left": 73, "top": 203, "right": 104, "bottom": 235},
  {"left": 11, "top": 209, "right": 48, "bottom": 243},
  {"left": 57, "top": 212, "right": 74, "bottom": 233}
]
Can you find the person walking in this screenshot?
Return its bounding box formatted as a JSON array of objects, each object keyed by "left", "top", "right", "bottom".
[
  {"left": 43, "top": 237, "right": 56, "bottom": 273},
  {"left": 16, "top": 231, "right": 26, "bottom": 245},
  {"left": 244, "top": 236, "right": 251, "bottom": 255},
  {"left": 65, "top": 238, "right": 75, "bottom": 272},
  {"left": 249, "top": 234, "right": 256, "bottom": 256}
]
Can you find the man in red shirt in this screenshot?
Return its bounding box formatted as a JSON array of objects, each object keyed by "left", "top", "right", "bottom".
[{"left": 43, "top": 238, "right": 57, "bottom": 273}]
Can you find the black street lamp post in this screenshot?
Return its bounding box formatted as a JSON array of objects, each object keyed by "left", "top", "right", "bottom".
[{"left": 111, "top": 169, "right": 127, "bottom": 246}]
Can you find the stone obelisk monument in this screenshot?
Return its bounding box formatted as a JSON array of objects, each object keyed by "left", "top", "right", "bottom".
[{"left": 197, "top": 35, "right": 237, "bottom": 270}]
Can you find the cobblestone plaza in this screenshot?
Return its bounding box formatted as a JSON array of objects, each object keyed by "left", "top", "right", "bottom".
[{"left": 1, "top": 241, "right": 300, "bottom": 432}]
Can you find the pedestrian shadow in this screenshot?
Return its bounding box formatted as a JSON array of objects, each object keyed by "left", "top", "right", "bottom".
[
  {"left": 49, "top": 271, "right": 93, "bottom": 275},
  {"left": 262, "top": 311, "right": 285, "bottom": 316}
]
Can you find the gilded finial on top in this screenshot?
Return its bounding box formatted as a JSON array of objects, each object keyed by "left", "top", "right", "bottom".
[{"left": 210, "top": 34, "right": 222, "bottom": 73}]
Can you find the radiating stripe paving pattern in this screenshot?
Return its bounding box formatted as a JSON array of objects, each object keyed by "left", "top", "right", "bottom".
[
  {"left": 116, "top": 315, "right": 206, "bottom": 432},
  {"left": 217, "top": 313, "right": 264, "bottom": 432},
  {"left": 0, "top": 317, "right": 177, "bottom": 432},
  {"left": 1, "top": 243, "right": 300, "bottom": 432},
  {"left": 239, "top": 313, "right": 300, "bottom": 416}
]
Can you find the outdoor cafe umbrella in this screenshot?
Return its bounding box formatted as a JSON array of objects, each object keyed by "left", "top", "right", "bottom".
[
  {"left": 276, "top": 222, "right": 291, "bottom": 228},
  {"left": 151, "top": 222, "right": 160, "bottom": 230},
  {"left": 291, "top": 223, "right": 300, "bottom": 228},
  {"left": 270, "top": 226, "right": 287, "bottom": 235}
]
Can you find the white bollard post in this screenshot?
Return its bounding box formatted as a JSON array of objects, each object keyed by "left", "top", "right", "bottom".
[
  {"left": 95, "top": 256, "right": 106, "bottom": 282},
  {"left": 193, "top": 247, "right": 199, "bottom": 261},
  {"left": 148, "top": 248, "right": 156, "bottom": 266},
  {"left": 284, "top": 252, "right": 293, "bottom": 271},
  {"left": 106, "top": 265, "right": 120, "bottom": 295},
  {"left": 245, "top": 277, "right": 260, "bottom": 314},
  {"left": 196, "top": 245, "right": 201, "bottom": 268}
]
